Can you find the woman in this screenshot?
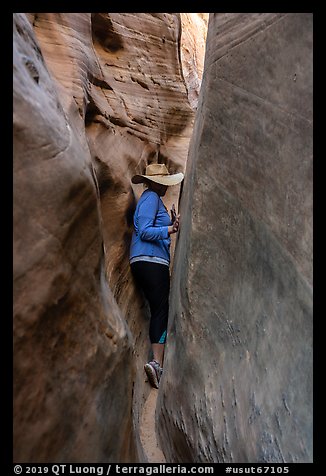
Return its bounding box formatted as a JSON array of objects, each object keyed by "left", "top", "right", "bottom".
[{"left": 130, "top": 163, "right": 184, "bottom": 388}]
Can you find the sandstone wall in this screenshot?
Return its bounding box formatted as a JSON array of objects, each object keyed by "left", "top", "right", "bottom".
[
  {"left": 13, "top": 12, "right": 207, "bottom": 462},
  {"left": 158, "top": 13, "right": 313, "bottom": 463}
]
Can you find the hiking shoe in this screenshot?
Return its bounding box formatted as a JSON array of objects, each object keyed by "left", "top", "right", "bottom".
[{"left": 144, "top": 360, "right": 163, "bottom": 389}]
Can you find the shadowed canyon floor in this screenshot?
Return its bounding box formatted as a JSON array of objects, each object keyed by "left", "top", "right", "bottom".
[{"left": 140, "top": 388, "right": 166, "bottom": 463}]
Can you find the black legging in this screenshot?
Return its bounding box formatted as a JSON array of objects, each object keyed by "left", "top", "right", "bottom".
[{"left": 131, "top": 261, "right": 170, "bottom": 344}]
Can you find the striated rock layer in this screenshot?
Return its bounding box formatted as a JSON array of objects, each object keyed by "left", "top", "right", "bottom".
[
  {"left": 13, "top": 12, "right": 207, "bottom": 462},
  {"left": 158, "top": 13, "right": 313, "bottom": 463}
]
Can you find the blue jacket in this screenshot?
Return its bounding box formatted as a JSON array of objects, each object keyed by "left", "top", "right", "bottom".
[{"left": 129, "top": 189, "right": 172, "bottom": 262}]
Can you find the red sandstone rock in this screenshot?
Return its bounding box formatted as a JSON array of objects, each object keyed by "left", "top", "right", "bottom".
[{"left": 13, "top": 12, "right": 207, "bottom": 462}]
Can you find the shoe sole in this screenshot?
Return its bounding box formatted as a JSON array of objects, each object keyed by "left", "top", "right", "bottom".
[{"left": 144, "top": 363, "right": 159, "bottom": 389}]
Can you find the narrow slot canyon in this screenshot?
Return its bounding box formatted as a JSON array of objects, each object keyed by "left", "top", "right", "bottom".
[{"left": 13, "top": 13, "right": 312, "bottom": 464}]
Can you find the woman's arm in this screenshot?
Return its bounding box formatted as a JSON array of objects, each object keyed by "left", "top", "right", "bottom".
[{"left": 138, "top": 193, "right": 169, "bottom": 241}]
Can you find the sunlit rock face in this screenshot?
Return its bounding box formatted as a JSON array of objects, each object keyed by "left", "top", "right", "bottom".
[
  {"left": 180, "top": 13, "right": 208, "bottom": 109},
  {"left": 13, "top": 12, "right": 207, "bottom": 462},
  {"left": 158, "top": 13, "right": 313, "bottom": 463}
]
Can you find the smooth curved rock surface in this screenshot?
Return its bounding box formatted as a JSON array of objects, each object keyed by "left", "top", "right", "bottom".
[
  {"left": 13, "top": 13, "right": 136, "bottom": 463},
  {"left": 13, "top": 12, "right": 207, "bottom": 462},
  {"left": 158, "top": 13, "right": 313, "bottom": 463}
]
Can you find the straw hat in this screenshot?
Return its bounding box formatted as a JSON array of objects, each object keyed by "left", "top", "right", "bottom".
[{"left": 131, "top": 163, "right": 184, "bottom": 186}]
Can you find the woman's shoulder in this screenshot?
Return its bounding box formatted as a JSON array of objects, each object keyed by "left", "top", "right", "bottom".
[
  {"left": 140, "top": 189, "right": 159, "bottom": 201},
  {"left": 137, "top": 189, "right": 159, "bottom": 208}
]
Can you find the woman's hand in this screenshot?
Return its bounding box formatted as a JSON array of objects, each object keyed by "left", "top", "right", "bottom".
[
  {"left": 171, "top": 203, "right": 177, "bottom": 223},
  {"left": 168, "top": 214, "right": 180, "bottom": 235}
]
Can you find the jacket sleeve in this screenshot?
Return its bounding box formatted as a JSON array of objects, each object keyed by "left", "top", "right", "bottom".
[{"left": 138, "top": 193, "right": 169, "bottom": 241}]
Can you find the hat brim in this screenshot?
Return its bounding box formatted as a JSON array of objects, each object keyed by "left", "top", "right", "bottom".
[{"left": 131, "top": 172, "right": 184, "bottom": 186}]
